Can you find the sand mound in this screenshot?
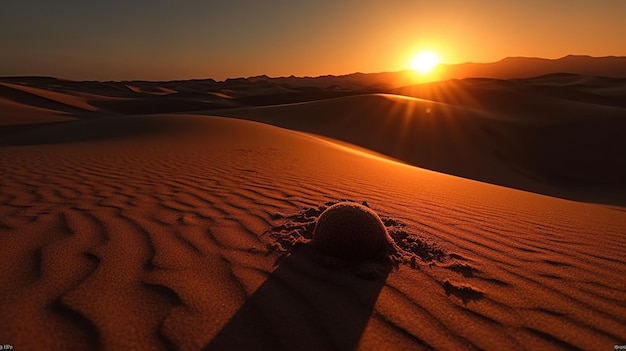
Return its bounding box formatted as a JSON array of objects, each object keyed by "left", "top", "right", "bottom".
[
  {"left": 312, "top": 202, "right": 390, "bottom": 260},
  {"left": 267, "top": 199, "right": 448, "bottom": 274}
]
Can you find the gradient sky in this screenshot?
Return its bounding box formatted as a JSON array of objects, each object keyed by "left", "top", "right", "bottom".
[{"left": 2, "top": 0, "right": 625, "bottom": 81}]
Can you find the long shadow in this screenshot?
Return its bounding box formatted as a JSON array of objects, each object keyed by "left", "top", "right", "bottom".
[{"left": 205, "top": 245, "right": 390, "bottom": 351}]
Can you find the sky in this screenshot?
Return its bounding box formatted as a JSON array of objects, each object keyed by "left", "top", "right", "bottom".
[{"left": 1, "top": 0, "right": 625, "bottom": 81}]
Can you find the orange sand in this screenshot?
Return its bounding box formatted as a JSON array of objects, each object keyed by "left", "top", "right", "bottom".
[{"left": 1, "top": 77, "right": 625, "bottom": 350}]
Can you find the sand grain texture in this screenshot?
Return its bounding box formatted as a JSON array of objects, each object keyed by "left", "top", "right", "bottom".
[{"left": 1, "top": 77, "right": 626, "bottom": 350}]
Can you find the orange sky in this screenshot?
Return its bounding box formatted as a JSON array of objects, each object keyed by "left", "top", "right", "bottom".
[{"left": 1, "top": 1, "right": 625, "bottom": 81}]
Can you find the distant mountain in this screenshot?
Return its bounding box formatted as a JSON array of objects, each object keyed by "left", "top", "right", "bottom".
[
  {"left": 440, "top": 55, "right": 626, "bottom": 80},
  {"left": 245, "top": 55, "right": 626, "bottom": 89}
]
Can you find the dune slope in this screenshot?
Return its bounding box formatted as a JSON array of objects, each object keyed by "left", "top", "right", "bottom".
[{"left": 210, "top": 91, "right": 626, "bottom": 204}]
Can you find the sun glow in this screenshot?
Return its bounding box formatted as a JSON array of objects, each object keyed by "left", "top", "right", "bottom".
[{"left": 410, "top": 51, "right": 441, "bottom": 74}]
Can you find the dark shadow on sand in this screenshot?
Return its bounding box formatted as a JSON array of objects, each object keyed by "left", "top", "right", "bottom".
[{"left": 205, "top": 245, "right": 390, "bottom": 351}]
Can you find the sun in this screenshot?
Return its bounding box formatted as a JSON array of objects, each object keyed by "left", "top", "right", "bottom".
[{"left": 410, "top": 51, "right": 441, "bottom": 74}]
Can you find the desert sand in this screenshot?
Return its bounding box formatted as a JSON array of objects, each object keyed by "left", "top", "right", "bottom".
[{"left": 1, "top": 75, "right": 625, "bottom": 350}]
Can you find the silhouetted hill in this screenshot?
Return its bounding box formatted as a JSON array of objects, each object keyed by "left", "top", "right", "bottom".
[
  {"left": 244, "top": 55, "right": 626, "bottom": 89},
  {"left": 441, "top": 55, "right": 626, "bottom": 80}
]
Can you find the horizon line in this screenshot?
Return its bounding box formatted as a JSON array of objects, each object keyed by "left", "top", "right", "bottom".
[{"left": 1, "top": 54, "right": 625, "bottom": 83}]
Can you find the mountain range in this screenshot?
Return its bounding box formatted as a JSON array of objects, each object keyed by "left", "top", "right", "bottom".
[{"left": 247, "top": 55, "right": 626, "bottom": 89}]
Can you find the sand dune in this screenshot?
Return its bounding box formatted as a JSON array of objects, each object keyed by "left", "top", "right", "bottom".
[
  {"left": 0, "top": 96, "right": 75, "bottom": 126},
  {"left": 2, "top": 75, "right": 624, "bottom": 202},
  {"left": 394, "top": 75, "right": 626, "bottom": 112},
  {"left": 1, "top": 113, "right": 625, "bottom": 350},
  {"left": 125, "top": 84, "right": 177, "bottom": 95},
  {"left": 0, "top": 81, "right": 98, "bottom": 113},
  {"left": 208, "top": 92, "right": 626, "bottom": 204},
  {"left": 210, "top": 94, "right": 531, "bottom": 183},
  {"left": 1, "top": 73, "right": 626, "bottom": 350}
]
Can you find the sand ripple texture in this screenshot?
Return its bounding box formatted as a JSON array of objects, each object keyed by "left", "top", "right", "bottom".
[{"left": 1, "top": 115, "right": 625, "bottom": 350}]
